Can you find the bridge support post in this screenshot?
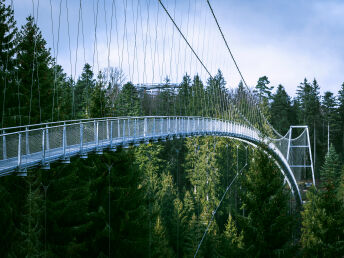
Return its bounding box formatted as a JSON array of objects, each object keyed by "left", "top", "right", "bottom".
[
  {"left": 25, "top": 127, "right": 30, "bottom": 155},
  {"left": 286, "top": 128, "right": 292, "bottom": 162},
  {"left": 96, "top": 121, "right": 103, "bottom": 154},
  {"left": 61, "top": 122, "right": 70, "bottom": 164},
  {"left": 106, "top": 119, "right": 109, "bottom": 141},
  {"left": 118, "top": 119, "right": 120, "bottom": 139},
  {"left": 17, "top": 133, "right": 21, "bottom": 169},
  {"left": 110, "top": 121, "right": 113, "bottom": 148},
  {"left": 41, "top": 128, "right": 50, "bottom": 170},
  {"left": 2, "top": 130, "right": 6, "bottom": 160},
  {"left": 110, "top": 121, "right": 117, "bottom": 151},
  {"left": 17, "top": 132, "right": 26, "bottom": 175},
  {"left": 306, "top": 127, "right": 316, "bottom": 187},
  {"left": 153, "top": 117, "right": 155, "bottom": 136},
  {"left": 46, "top": 125, "right": 50, "bottom": 151},
  {"left": 134, "top": 118, "right": 137, "bottom": 138},
  {"left": 144, "top": 117, "right": 147, "bottom": 137},
  {"left": 80, "top": 123, "right": 87, "bottom": 158},
  {"left": 128, "top": 119, "right": 130, "bottom": 140},
  {"left": 122, "top": 119, "right": 129, "bottom": 148},
  {"left": 167, "top": 117, "right": 170, "bottom": 136}
]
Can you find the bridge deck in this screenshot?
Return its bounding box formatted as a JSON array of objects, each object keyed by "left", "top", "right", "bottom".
[{"left": 0, "top": 116, "right": 302, "bottom": 205}]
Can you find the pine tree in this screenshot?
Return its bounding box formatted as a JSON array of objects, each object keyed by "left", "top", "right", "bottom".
[
  {"left": 320, "top": 145, "right": 341, "bottom": 190},
  {"left": 16, "top": 15, "right": 54, "bottom": 124},
  {"left": 336, "top": 82, "right": 344, "bottom": 159},
  {"left": 54, "top": 65, "right": 72, "bottom": 121},
  {"left": 322, "top": 91, "right": 338, "bottom": 154},
  {"left": 254, "top": 75, "right": 274, "bottom": 101},
  {"left": 206, "top": 70, "right": 227, "bottom": 118},
  {"left": 270, "top": 84, "right": 293, "bottom": 134},
  {"left": 301, "top": 146, "right": 344, "bottom": 256},
  {"left": 74, "top": 63, "right": 95, "bottom": 118},
  {"left": 115, "top": 81, "right": 141, "bottom": 116},
  {"left": 13, "top": 173, "right": 44, "bottom": 257},
  {"left": 297, "top": 78, "right": 323, "bottom": 173},
  {"left": 237, "top": 150, "right": 295, "bottom": 257},
  {"left": 90, "top": 71, "right": 107, "bottom": 118},
  {"left": 151, "top": 216, "right": 174, "bottom": 257},
  {"left": 0, "top": 0, "right": 17, "bottom": 127},
  {"left": 177, "top": 74, "right": 192, "bottom": 116},
  {"left": 220, "top": 213, "right": 244, "bottom": 257}
]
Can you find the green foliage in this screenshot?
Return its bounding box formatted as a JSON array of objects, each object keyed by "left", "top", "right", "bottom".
[
  {"left": 75, "top": 63, "right": 95, "bottom": 118},
  {"left": 270, "top": 84, "right": 293, "bottom": 135},
  {"left": 90, "top": 71, "right": 107, "bottom": 118},
  {"left": 0, "top": 0, "right": 17, "bottom": 127},
  {"left": 301, "top": 146, "right": 344, "bottom": 256},
  {"left": 236, "top": 150, "right": 295, "bottom": 257},
  {"left": 16, "top": 16, "right": 55, "bottom": 124},
  {"left": 320, "top": 145, "right": 341, "bottom": 189},
  {"left": 220, "top": 214, "right": 244, "bottom": 257},
  {"left": 115, "top": 82, "right": 141, "bottom": 116},
  {"left": 254, "top": 75, "right": 274, "bottom": 100}
]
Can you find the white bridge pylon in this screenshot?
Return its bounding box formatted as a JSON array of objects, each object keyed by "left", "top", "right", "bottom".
[{"left": 0, "top": 116, "right": 312, "bottom": 205}]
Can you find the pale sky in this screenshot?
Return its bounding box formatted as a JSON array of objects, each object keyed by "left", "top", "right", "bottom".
[{"left": 7, "top": 0, "right": 344, "bottom": 96}]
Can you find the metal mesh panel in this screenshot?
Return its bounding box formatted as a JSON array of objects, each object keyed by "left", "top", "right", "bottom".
[
  {"left": 49, "top": 126, "right": 63, "bottom": 150},
  {"left": 28, "top": 130, "right": 43, "bottom": 155},
  {"left": 100, "top": 121, "right": 108, "bottom": 141},
  {"left": 111, "top": 120, "right": 120, "bottom": 139},
  {"left": 137, "top": 118, "right": 144, "bottom": 137},
  {"left": 128, "top": 119, "right": 136, "bottom": 138},
  {"left": 5, "top": 134, "right": 19, "bottom": 159},
  {"left": 83, "top": 122, "right": 95, "bottom": 146},
  {"left": 66, "top": 124, "right": 81, "bottom": 147},
  {"left": 0, "top": 136, "right": 3, "bottom": 160},
  {"left": 147, "top": 118, "right": 154, "bottom": 136}
]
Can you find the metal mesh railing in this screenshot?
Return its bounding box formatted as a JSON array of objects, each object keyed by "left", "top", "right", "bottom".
[{"left": 0, "top": 116, "right": 305, "bottom": 179}]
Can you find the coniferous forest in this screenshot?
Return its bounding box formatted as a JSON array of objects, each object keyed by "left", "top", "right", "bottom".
[{"left": 1, "top": 1, "right": 344, "bottom": 257}]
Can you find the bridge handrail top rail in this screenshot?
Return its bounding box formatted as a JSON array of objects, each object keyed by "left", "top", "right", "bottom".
[
  {"left": 0, "top": 116, "right": 246, "bottom": 137},
  {"left": 0, "top": 116, "right": 209, "bottom": 132}
]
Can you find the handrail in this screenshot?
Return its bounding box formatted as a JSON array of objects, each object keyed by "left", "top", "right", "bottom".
[{"left": 0, "top": 116, "right": 308, "bottom": 205}]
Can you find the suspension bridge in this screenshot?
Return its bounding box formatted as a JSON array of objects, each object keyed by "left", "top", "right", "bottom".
[{"left": 0, "top": 0, "right": 314, "bottom": 209}]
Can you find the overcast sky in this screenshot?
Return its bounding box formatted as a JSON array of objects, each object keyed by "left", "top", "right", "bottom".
[{"left": 7, "top": 0, "right": 344, "bottom": 96}]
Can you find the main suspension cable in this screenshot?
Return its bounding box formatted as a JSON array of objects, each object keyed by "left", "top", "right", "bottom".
[{"left": 158, "top": 0, "right": 212, "bottom": 79}]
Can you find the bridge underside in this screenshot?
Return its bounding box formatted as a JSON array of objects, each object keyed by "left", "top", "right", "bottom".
[{"left": 0, "top": 117, "right": 302, "bottom": 206}]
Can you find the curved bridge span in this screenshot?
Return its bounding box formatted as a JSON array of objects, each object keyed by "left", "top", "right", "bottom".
[{"left": 0, "top": 116, "right": 302, "bottom": 205}]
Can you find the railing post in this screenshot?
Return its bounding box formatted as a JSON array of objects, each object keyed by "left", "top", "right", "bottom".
[
  {"left": 123, "top": 119, "right": 126, "bottom": 141},
  {"left": 80, "top": 123, "right": 84, "bottom": 152},
  {"left": 128, "top": 119, "right": 130, "bottom": 139},
  {"left": 25, "top": 127, "right": 30, "bottom": 155},
  {"left": 160, "top": 118, "right": 163, "bottom": 135},
  {"left": 42, "top": 128, "right": 46, "bottom": 165},
  {"left": 63, "top": 122, "right": 66, "bottom": 158},
  {"left": 153, "top": 117, "right": 156, "bottom": 135},
  {"left": 144, "top": 118, "right": 147, "bottom": 137},
  {"left": 134, "top": 118, "right": 137, "bottom": 138},
  {"left": 46, "top": 124, "right": 50, "bottom": 151},
  {"left": 167, "top": 117, "right": 170, "bottom": 135},
  {"left": 118, "top": 119, "right": 120, "bottom": 138},
  {"left": 110, "top": 121, "right": 113, "bottom": 148},
  {"left": 17, "top": 133, "right": 22, "bottom": 168},
  {"left": 2, "top": 130, "right": 6, "bottom": 160},
  {"left": 106, "top": 119, "right": 109, "bottom": 141},
  {"left": 95, "top": 121, "right": 99, "bottom": 147}
]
